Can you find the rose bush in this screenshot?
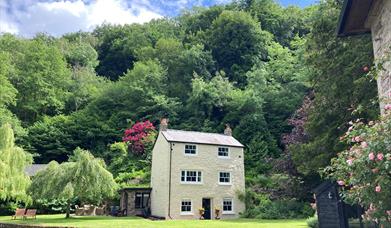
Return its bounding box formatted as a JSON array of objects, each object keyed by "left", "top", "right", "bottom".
[{"left": 325, "top": 107, "right": 391, "bottom": 223}]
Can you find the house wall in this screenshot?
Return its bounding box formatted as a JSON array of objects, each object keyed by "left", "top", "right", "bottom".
[
  {"left": 168, "top": 142, "right": 245, "bottom": 219},
  {"left": 150, "top": 132, "right": 170, "bottom": 217},
  {"left": 367, "top": 0, "right": 391, "bottom": 113}
]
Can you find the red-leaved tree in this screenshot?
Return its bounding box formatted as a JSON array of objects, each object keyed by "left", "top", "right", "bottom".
[{"left": 123, "top": 121, "right": 156, "bottom": 155}]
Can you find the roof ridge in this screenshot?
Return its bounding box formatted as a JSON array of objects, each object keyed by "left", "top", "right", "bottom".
[{"left": 166, "top": 129, "right": 229, "bottom": 136}]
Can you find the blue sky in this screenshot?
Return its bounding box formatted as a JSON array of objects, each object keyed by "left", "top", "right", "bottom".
[{"left": 0, "top": 0, "right": 318, "bottom": 37}]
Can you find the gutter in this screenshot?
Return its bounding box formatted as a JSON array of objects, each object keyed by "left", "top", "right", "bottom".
[{"left": 167, "top": 142, "right": 173, "bottom": 219}]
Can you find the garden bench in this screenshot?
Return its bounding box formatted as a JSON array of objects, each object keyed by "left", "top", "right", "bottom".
[
  {"left": 24, "top": 209, "right": 37, "bottom": 219},
  {"left": 12, "top": 208, "right": 26, "bottom": 220}
]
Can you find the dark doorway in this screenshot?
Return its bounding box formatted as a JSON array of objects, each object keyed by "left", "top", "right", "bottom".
[{"left": 202, "top": 198, "right": 211, "bottom": 220}]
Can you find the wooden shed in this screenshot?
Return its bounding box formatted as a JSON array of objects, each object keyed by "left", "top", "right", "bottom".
[{"left": 119, "top": 187, "right": 152, "bottom": 217}]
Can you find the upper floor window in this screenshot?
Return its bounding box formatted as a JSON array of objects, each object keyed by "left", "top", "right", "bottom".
[
  {"left": 218, "top": 147, "right": 229, "bottom": 157},
  {"left": 181, "top": 199, "right": 192, "bottom": 214},
  {"left": 181, "top": 170, "right": 202, "bottom": 183},
  {"left": 184, "top": 144, "right": 197, "bottom": 155},
  {"left": 219, "top": 172, "right": 231, "bottom": 184},
  {"left": 222, "top": 198, "right": 233, "bottom": 213}
]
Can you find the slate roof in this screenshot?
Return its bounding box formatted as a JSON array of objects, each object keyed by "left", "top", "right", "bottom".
[
  {"left": 25, "top": 164, "right": 48, "bottom": 176},
  {"left": 161, "top": 129, "right": 244, "bottom": 148}
]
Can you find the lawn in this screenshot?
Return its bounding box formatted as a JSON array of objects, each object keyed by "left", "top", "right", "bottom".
[{"left": 0, "top": 214, "right": 307, "bottom": 228}]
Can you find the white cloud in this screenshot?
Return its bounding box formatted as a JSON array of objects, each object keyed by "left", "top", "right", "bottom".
[{"left": 0, "top": 0, "right": 163, "bottom": 37}]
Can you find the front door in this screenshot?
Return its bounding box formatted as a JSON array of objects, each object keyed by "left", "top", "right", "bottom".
[{"left": 202, "top": 198, "right": 211, "bottom": 220}]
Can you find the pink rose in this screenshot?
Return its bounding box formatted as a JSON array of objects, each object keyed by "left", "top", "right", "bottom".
[
  {"left": 377, "top": 153, "right": 384, "bottom": 161},
  {"left": 354, "top": 136, "right": 362, "bottom": 142},
  {"left": 348, "top": 126, "right": 354, "bottom": 131},
  {"left": 361, "top": 141, "right": 368, "bottom": 148},
  {"left": 385, "top": 104, "right": 391, "bottom": 110},
  {"left": 369, "top": 152, "right": 375, "bottom": 160},
  {"left": 346, "top": 159, "right": 353, "bottom": 166},
  {"left": 337, "top": 180, "right": 345, "bottom": 186},
  {"left": 375, "top": 185, "right": 381, "bottom": 192},
  {"left": 372, "top": 168, "right": 379, "bottom": 173}
]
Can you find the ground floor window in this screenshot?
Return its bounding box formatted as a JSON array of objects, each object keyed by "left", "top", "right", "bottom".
[
  {"left": 181, "top": 199, "right": 192, "bottom": 213},
  {"left": 222, "top": 198, "right": 233, "bottom": 213},
  {"left": 135, "top": 192, "right": 150, "bottom": 209}
]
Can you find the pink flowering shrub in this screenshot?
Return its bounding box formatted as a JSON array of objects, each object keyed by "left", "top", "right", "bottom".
[
  {"left": 325, "top": 112, "right": 391, "bottom": 223},
  {"left": 122, "top": 120, "right": 156, "bottom": 155}
]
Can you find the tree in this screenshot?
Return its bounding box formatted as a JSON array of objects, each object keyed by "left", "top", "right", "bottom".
[
  {"left": 207, "top": 10, "right": 273, "bottom": 86},
  {"left": 291, "top": 0, "right": 378, "bottom": 176},
  {"left": 29, "top": 148, "right": 117, "bottom": 218},
  {"left": 0, "top": 123, "right": 32, "bottom": 202},
  {"left": 123, "top": 120, "right": 156, "bottom": 156}
]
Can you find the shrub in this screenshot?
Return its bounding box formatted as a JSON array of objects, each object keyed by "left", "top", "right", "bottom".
[
  {"left": 325, "top": 110, "right": 391, "bottom": 222},
  {"left": 240, "top": 191, "right": 314, "bottom": 219},
  {"left": 306, "top": 215, "right": 318, "bottom": 228}
]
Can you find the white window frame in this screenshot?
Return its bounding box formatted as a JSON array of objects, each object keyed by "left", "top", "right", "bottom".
[
  {"left": 218, "top": 147, "right": 230, "bottom": 158},
  {"left": 181, "top": 170, "right": 203, "bottom": 184},
  {"left": 218, "top": 171, "right": 232, "bottom": 185},
  {"left": 180, "top": 199, "right": 193, "bottom": 215},
  {"left": 184, "top": 144, "right": 197, "bottom": 156},
  {"left": 222, "top": 198, "right": 234, "bottom": 214}
]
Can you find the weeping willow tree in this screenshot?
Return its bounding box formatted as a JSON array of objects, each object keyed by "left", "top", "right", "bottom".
[
  {"left": 29, "top": 148, "right": 117, "bottom": 218},
  {"left": 0, "top": 123, "right": 32, "bottom": 202}
]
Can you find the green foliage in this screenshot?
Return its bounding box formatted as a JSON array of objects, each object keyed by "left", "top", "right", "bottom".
[
  {"left": 325, "top": 113, "right": 391, "bottom": 221},
  {"left": 0, "top": 34, "right": 72, "bottom": 124},
  {"left": 291, "top": 0, "right": 378, "bottom": 176},
  {"left": 239, "top": 190, "right": 313, "bottom": 219},
  {"left": 306, "top": 215, "right": 318, "bottom": 228},
  {"left": 0, "top": 124, "right": 32, "bottom": 202},
  {"left": 29, "top": 148, "right": 117, "bottom": 218},
  {"left": 207, "top": 10, "right": 273, "bottom": 85}
]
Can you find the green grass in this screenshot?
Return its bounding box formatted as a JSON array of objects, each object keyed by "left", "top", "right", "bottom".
[{"left": 0, "top": 214, "right": 307, "bottom": 228}]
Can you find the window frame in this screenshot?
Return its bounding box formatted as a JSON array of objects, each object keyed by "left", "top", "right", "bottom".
[
  {"left": 222, "top": 198, "right": 234, "bottom": 214},
  {"left": 218, "top": 147, "right": 230, "bottom": 158},
  {"left": 180, "top": 199, "right": 193, "bottom": 215},
  {"left": 218, "top": 171, "right": 232, "bottom": 185},
  {"left": 180, "top": 170, "right": 203, "bottom": 184},
  {"left": 184, "top": 144, "right": 197, "bottom": 156},
  {"left": 134, "top": 192, "right": 150, "bottom": 209}
]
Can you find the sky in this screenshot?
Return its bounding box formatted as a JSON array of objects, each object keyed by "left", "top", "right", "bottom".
[{"left": 0, "top": 0, "right": 318, "bottom": 37}]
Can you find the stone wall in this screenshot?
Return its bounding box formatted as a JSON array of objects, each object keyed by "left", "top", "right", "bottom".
[{"left": 368, "top": 0, "right": 391, "bottom": 113}]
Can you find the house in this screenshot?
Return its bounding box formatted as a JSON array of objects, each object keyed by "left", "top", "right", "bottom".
[
  {"left": 149, "top": 119, "right": 245, "bottom": 219},
  {"left": 337, "top": 0, "right": 391, "bottom": 113},
  {"left": 25, "top": 164, "right": 48, "bottom": 177}
]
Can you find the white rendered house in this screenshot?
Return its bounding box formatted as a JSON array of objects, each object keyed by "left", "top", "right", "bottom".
[{"left": 150, "top": 119, "right": 245, "bottom": 219}]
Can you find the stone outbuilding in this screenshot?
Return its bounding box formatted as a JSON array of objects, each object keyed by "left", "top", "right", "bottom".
[
  {"left": 337, "top": 0, "right": 391, "bottom": 113},
  {"left": 119, "top": 187, "right": 151, "bottom": 216}
]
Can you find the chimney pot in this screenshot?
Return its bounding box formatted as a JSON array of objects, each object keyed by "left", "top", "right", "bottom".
[
  {"left": 224, "top": 124, "right": 232, "bottom": 136},
  {"left": 160, "top": 118, "right": 169, "bottom": 131}
]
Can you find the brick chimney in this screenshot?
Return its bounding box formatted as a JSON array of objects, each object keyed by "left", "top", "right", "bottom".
[
  {"left": 224, "top": 124, "right": 232, "bottom": 136},
  {"left": 160, "top": 118, "right": 169, "bottom": 131}
]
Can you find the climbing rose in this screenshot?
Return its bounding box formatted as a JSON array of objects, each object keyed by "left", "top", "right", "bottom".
[
  {"left": 385, "top": 104, "right": 391, "bottom": 110},
  {"left": 354, "top": 136, "right": 362, "bottom": 142},
  {"left": 346, "top": 159, "right": 353, "bottom": 166},
  {"left": 369, "top": 152, "right": 375, "bottom": 161},
  {"left": 337, "top": 180, "right": 345, "bottom": 186},
  {"left": 361, "top": 141, "right": 368, "bottom": 148},
  {"left": 375, "top": 185, "right": 381, "bottom": 193},
  {"left": 376, "top": 153, "right": 384, "bottom": 161}
]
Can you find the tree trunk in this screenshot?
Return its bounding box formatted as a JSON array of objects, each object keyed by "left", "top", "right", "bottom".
[{"left": 65, "top": 200, "right": 71, "bottom": 219}]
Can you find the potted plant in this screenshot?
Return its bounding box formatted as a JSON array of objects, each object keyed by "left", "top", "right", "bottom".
[
  {"left": 214, "top": 207, "right": 221, "bottom": 220},
  {"left": 198, "top": 207, "right": 205, "bottom": 219}
]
